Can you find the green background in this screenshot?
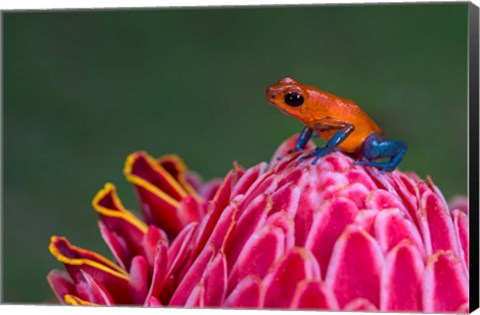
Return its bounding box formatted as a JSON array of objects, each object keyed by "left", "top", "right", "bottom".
[{"left": 3, "top": 3, "right": 468, "bottom": 303}]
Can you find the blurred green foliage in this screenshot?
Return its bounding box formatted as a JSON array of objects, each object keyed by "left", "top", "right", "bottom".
[{"left": 3, "top": 3, "right": 468, "bottom": 303}]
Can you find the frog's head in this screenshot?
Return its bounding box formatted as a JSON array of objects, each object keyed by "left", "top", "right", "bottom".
[{"left": 266, "top": 77, "right": 312, "bottom": 122}]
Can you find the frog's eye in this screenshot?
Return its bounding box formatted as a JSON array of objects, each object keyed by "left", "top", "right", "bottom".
[{"left": 284, "top": 92, "right": 304, "bottom": 107}]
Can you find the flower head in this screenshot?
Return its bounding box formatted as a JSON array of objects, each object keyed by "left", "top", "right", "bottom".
[{"left": 48, "top": 135, "right": 469, "bottom": 312}]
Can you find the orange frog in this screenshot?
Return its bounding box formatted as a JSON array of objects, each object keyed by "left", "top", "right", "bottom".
[{"left": 267, "top": 77, "right": 407, "bottom": 172}]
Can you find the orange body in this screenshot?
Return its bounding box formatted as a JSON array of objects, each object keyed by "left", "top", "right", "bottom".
[{"left": 266, "top": 77, "right": 383, "bottom": 153}]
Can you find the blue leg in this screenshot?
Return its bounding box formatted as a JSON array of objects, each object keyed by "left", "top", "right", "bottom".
[
  {"left": 291, "top": 126, "right": 313, "bottom": 153},
  {"left": 355, "top": 133, "right": 407, "bottom": 173},
  {"left": 300, "top": 124, "right": 354, "bottom": 165}
]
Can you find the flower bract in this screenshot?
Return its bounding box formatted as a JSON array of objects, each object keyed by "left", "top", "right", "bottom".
[{"left": 48, "top": 135, "right": 469, "bottom": 312}]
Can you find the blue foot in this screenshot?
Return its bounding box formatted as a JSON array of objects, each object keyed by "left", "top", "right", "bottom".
[{"left": 354, "top": 160, "right": 394, "bottom": 174}]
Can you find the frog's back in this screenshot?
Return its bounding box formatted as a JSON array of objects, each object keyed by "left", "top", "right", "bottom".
[{"left": 307, "top": 88, "right": 383, "bottom": 152}]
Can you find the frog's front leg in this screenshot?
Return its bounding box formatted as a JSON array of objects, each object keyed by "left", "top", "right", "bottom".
[
  {"left": 289, "top": 126, "right": 313, "bottom": 153},
  {"left": 355, "top": 133, "right": 407, "bottom": 173},
  {"left": 300, "top": 122, "right": 354, "bottom": 165}
]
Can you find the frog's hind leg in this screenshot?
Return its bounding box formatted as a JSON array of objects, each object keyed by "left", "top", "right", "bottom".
[{"left": 355, "top": 133, "right": 407, "bottom": 173}]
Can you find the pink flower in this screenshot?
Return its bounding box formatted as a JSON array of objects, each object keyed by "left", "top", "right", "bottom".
[{"left": 48, "top": 135, "right": 469, "bottom": 312}]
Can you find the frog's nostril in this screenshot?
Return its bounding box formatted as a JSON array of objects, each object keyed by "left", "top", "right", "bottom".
[{"left": 270, "top": 93, "right": 276, "bottom": 99}]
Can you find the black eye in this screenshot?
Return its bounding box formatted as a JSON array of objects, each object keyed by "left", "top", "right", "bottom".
[{"left": 284, "top": 92, "right": 304, "bottom": 107}]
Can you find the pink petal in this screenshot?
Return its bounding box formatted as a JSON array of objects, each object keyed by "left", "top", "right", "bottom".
[
  {"left": 145, "top": 240, "right": 168, "bottom": 303},
  {"left": 75, "top": 270, "right": 114, "bottom": 305},
  {"left": 339, "top": 183, "right": 370, "bottom": 210},
  {"left": 204, "top": 204, "right": 238, "bottom": 253},
  {"left": 185, "top": 283, "right": 205, "bottom": 307},
  {"left": 426, "top": 176, "right": 450, "bottom": 208},
  {"left": 277, "top": 166, "right": 304, "bottom": 188},
  {"left": 166, "top": 222, "right": 197, "bottom": 275},
  {"left": 269, "top": 184, "right": 300, "bottom": 218},
  {"left": 305, "top": 198, "right": 358, "bottom": 274},
  {"left": 232, "top": 162, "right": 268, "bottom": 197},
  {"left": 449, "top": 195, "right": 469, "bottom": 214},
  {"left": 264, "top": 248, "right": 321, "bottom": 308},
  {"left": 142, "top": 225, "right": 167, "bottom": 270},
  {"left": 366, "top": 189, "right": 410, "bottom": 217},
  {"left": 92, "top": 184, "right": 147, "bottom": 239},
  {"left": 229, "top": 225, "right": 285, "bottom": 291},
  {"left": 160, "top": 223, "right": 198, "bottom": 303},
  {"left": 98, "top": 222, "right": 129, "bottom": 270},
  {"left": 456, "top": 302, "right": 469, "bottom": 313},
  {"left": 226, "top": 194, "right": 271, "bottom": 268},
  {"left": 128, "top": 152, "right": 187, "bottom": 200},
  {"left": 157, "top": 154, "right": 201, "bottom": 198},
  {"left": 191, "top": 171, "right": 234, "bottom": 260},
  {"left": 169, "top": 245, "right": 215, "bottom": 306},
  {"left": 92, "top": 184, "right": 149, "bottom": 268},
  {"left": 345, "top": 169, "right": 377, "bottom": 190},
  {"left": 316, "top": 171, "right": 349, "bottom": 191},
  {"left": 272, "top": 152, "right": 303, "bottom": 173},
  {"left": 352, "top": 209, "right": 378, "bottom": 235},
  {"left": 47, "top": 270, "right": 76, "bottom": 305},
  {"left": 134, "top": 185, "right": 183, "bottom": 236},
  {"left": 176, "top": 195, "right": 203, "bottom": 226},
  {"left": 418, "top": 189, "right": 460, "bottom": 257},
  {"left": 364, "top": 167, "right": 397, "bottom": 196},
  {"left": 241, "top": 174, "right": 277, "bottom": 208},
  {"left": 265, "top": 210, "right": 295, "bottom": 250},
  {"left": 295, "top": 172, "right": 348, "bottom": 246},
  {"left": 124, "top": 153, "right": 191, "bottom": 236},
  {"left": 380, "top": 241, "right": 424, "bottom": 311},
  {"left": 452, "top": 209, "right": 469, "bottom": 268},
  {"left": 325, "top": 225, "right": 383, "bottom": 308},
  {"left": 225, "top": 276, "right": 264, "bottom": 308},
  {"left": 290, "top": 280, "right": 338, "bottom": 310},
  {"left": 321, "top": 152, "right": 353, "bottom": 172},
  {"left": 144, "top": 296, "right": 162, "bottom": 306},
  {"left": 389, "top": 173, "right": 419, "bottom": 222},
  {"left": 202, "top": 252, "right": 228, "bottom": 306},
  {"left": 344, "top": 298, "right": 378, "bottom": 311},
  {"left": 423, "top": 250, "right": 469, "bottom": 312},
  {"left": 128, "top": 255, "right": 148, "bottom": 304},
  {"left": 374, "top": 208, "right": 424, "bottom": 255},
  {"left": 49, "top": 236, "right": 133, "bottom": 304}
]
